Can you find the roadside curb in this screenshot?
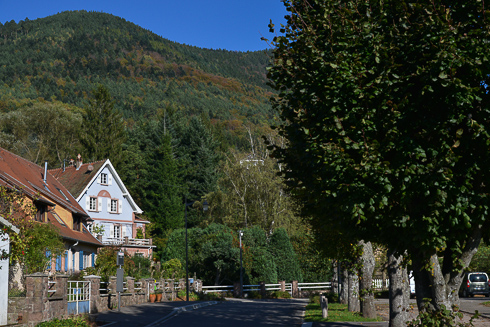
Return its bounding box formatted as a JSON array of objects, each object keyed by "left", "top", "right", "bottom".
[{"left": 143, "top": 301, "right": 219, "bottom": 327}]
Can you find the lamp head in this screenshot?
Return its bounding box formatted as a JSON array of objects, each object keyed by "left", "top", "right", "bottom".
[{"left": 203, "top": 200, "right": 209, "bottom": 212}]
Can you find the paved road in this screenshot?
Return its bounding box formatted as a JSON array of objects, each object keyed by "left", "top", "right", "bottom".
[
  {"left": 160, "top": 298, "right": 308, "bottom": 327},
  {"left": 93, "top": 298, "right": 308, "bottom": 327},
  {"left": 459, "top": 296, "right": 490, "bottom": 319}
]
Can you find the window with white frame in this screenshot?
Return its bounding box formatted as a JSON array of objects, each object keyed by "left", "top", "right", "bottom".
[
  {"left": 100, "top": 173, "right": 108, "bottom": 184},
  {"left": 89, "top": 197, "right": 97, "bottom": 211},
  {"left": 110, "top": 199, "right": 118, "bottom": 213},
  {"left": 114, "top": 225, "right": 120, "bottom": 239}
]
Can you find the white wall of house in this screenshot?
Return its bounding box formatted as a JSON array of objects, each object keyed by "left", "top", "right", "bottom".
[{"left": 0, "top": 232, "right": 9, "bottom": 325}]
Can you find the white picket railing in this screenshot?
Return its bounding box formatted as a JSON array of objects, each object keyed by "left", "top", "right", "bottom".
[
  {"left": 298, "top": 282, "right": 331, "bottom": 291},
  {"left": 372, "top": 278, "right": 389, "bottom": 289}
]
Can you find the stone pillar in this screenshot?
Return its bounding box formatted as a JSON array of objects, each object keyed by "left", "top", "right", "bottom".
[
  {"left": 83, "top": 275, "right": 101, "bottom": 314},
  {"left": 168, "top": 279, "right": 175, "bottom": 301},
  {"left": 292, "top": 280, "right": 299, "bottom": 298},
  {"left": 279, "top": 281, "right": 285, "bottom": 293},
  {"left": 196, "top": 279, "right": 202, "bottom": 292},
  {"left": 259, "top": 281, "right": 266, "bottom": 299},
  {"left": 109, "top": 277, "right": 117, "bottom": 294},
  {"left": 53, "top": 275, "right": 68, "bottom": 318},
  {"left": 25, "top": 273, "right": 49, "bottom": 323},
  {"left": 233, "top": 282, "right": 240, "bottom": 297},
  {"left": 193, "top": 279, "right": 201, "bottom": 292},
  {"left": 178, "top": 278, "right": 185, "bottom": 298},
  {"left": 126, "top": 277, "right": 135, "bottom": 294},
  {"left": 140, "top": 279, "right": 149, "bottom": 301}
]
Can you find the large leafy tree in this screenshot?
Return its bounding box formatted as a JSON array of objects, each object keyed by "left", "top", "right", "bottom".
[
  {"left": 79, "top": 84, "right": 126, "bottom": 166},
  {"left": 0, "top": 102, "right": 82, "bottom": 165},
  {"left": 268, "top": 0, "right": 490, "bottom": 322}
]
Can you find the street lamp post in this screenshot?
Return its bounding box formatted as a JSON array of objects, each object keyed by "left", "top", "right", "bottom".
[
  {"left": 184, "top": 195, "right": 208, "bottom": 302},
  {"left": 239, "top": 230, "right": 243, "bottom": 297}
]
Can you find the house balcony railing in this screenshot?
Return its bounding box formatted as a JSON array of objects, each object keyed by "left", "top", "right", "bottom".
[{"left": 102, "top": 237, "right": 153, "bottom": 247}]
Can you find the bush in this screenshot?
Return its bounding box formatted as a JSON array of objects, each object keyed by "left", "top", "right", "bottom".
[
  {"left": 8, "top": 288, "right": 26, "bottom": 297},
  {"left": 310, "top": 292, "right": 338, "bottom": 304},
  {"left": 270, "top": 291, "right": 292, "bottom": 299},
  {"left": 36, "top": 316, "right": 89, "bottom": 326},
  {"left": 246, "top": 291, "right": 262, "bottom": 299},
  {"left": 198, "top": 292, "right": 226, "bottom": 301},
  {"left": 407, "top": 302, "right": 478, "bottom": 327}
]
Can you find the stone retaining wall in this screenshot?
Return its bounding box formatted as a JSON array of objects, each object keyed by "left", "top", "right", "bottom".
[{"left": 7, "top": 274, "right": 202, "bottom": 326}]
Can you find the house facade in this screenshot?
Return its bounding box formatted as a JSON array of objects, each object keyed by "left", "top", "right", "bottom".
[
  {"left": 0, "top": 148, "right": 102, "bottom": 276},
  {"left": 51, "top": 157, "right": 154, "bottom": 258}
]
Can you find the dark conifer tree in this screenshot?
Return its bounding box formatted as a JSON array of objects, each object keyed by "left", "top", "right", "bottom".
[{"left": 79, "top": 84, "right": 126, "bottom": 166}]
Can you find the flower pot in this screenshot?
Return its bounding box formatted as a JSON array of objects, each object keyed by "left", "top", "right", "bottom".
[
  {"left": 149, "top": 294, "right": 156, "bottom": 303},
  {"left": 156, "top": 293, "right": 163, "bottom": 302}
]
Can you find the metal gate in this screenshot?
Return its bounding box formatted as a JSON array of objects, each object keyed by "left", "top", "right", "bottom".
[{"left": 67, "top": 280, "right": 91, "bottom": 315}]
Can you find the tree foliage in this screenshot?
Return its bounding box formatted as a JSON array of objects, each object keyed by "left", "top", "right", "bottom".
[
  {"left": 0, "top": 102, "right": 82, "bottom": 165},
  {"left": 268, "top": 0, "right": 490, "bottom": 313},
  {"left": 0, "top": 186, "right": 64, "bottom": 273},
  {"left": 79, "top": 84, "right": 126, "bottom": 166}
]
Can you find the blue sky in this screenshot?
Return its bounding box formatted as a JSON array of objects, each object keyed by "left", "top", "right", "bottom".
[{"left": 0, "top": 0, "right": 288, "bottom": 52}]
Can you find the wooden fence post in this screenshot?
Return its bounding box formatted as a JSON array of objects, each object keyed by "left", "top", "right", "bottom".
[{"left": 260, "top": 282, "right": 266, "bottom": 299}]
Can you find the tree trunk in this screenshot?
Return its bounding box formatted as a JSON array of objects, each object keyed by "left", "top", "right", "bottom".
[
  {"left": 332, "top": 261, "right": 339, "bottom": 297},
  {"left": 347, "top": 268, "right": 360, "bottom": 312},
  {"left": 412, "top": 227, "right": 482, "bottom": 312},
  {"left": 359, "top": 241, "right": 376, "bottom": 319},
  {"left": 340, "top": 267, "right": 348, "bottom": 305},
  {"left": 388, "top": 249, "right": 410, "bottom": 327}
]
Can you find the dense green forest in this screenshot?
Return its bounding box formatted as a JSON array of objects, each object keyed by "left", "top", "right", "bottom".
[
  {"left": 0, "top": 11, "right": 273, "bottom": 143},
  {"left": 0, "top": 11, "right": 330, "bottom": 285}
]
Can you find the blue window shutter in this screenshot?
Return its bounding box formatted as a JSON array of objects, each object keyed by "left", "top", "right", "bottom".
[
  {"left": 56, "top": 256, "right": 61, "bottom": 271},
  {"left": 72, "top": 251, "right": 75, "bottom": 270},
  {"left": 65, "top": 251, "right": 68, "bottom": 271},
  {"left": 79, "top": 251, "right": 84, "bottom": 270},
  {"left": 92, "top": 253, "right": 95, "bottom": 267},
  {"left": 45, "top": 251, "right": 51, "bottom": 270}
]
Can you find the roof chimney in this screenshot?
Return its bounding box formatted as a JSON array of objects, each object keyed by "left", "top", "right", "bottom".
[
  {"left": 43, "top": 160, "right": 48, "bottom": 184},
  {"left": 76, "top": 154, "right": 83, "bottom": 170}
]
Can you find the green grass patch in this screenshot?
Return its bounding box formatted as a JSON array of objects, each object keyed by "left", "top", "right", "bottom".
[
  {"left": 482, "top": 301, "right": 490, "bottom": 307},
  {"left": 304, "top": 303, "right": 382, "bottom": 322}
]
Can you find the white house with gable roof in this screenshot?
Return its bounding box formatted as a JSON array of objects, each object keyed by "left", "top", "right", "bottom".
[{"left": 51, "top": 156, "right": 155, "bottom": 258}]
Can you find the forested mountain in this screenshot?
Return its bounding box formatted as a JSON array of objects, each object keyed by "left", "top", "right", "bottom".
[{"left": 0, "top": 11, "right": 273, "bottom": 130}]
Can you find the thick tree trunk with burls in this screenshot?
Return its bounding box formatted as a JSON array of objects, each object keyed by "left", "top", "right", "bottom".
[
  {"left": 388, "top": 250, "right": 410, "bottom": 327},
  {"left": 413, "top": 228, "right": 482, "bottom": 312},
  {"left": 359, "top": 241, "right": 376, "bottom": 319}
]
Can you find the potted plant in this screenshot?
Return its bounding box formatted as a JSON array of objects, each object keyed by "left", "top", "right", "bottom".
[
  {"left": 149, "top": 293, "right": 156, "bottom": 303},
  {"left": 155, "top": 289, "right": 163, "bottom": 302}
]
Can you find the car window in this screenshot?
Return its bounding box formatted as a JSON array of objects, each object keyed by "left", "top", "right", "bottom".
[{"left": 469, "top": 274, "right": 488, "bottom": 282}]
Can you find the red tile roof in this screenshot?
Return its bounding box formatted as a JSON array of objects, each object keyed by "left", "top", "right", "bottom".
[
  {"left": 47, "top": 212, "right": 102, "bottom": 246},
  {"left": 0, "top": 148, "right": 88, "bottom": 217},
  {"left": 50, "top": 160, "right": 106, "bottom": 199}
]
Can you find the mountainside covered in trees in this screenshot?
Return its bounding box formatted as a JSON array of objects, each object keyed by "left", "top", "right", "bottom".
[{"left": 0, "top": 11, "right": 273, "bottom": 132}]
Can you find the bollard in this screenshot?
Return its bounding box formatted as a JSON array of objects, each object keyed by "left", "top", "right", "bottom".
[{"left": 320, "top": 293, "right": 328, "bottom": 319}]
